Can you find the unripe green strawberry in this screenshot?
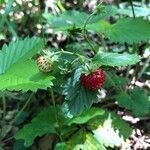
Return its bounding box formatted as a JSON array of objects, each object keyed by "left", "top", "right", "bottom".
[
  {"left": 80, "top": 68, "right": 106, "bottom": 91},
  {"left": 37, "top": 56, "right": 52, "bottom": 73}
]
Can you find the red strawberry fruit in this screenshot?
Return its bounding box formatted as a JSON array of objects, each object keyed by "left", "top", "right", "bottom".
[{"left": 80, "top": 68, "right": 106, "bottom": 91}]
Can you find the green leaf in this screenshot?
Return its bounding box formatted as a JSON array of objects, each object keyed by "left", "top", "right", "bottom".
[
  {"left": 79, "top": 109, "right": 132, "bottom": 148},
  {"left": 0, "top": 37, "right": 54, "bottom": 92},
  {"left": 65, "top": 108, "right": 131, "bottom": 149},
  {"left": 15, "top": 107, "right": 57, "bottom": 147},
  {"left": 0, "top": 0, "right": 5, "bottom": 5},
  {"left": 0, "top": 37, "right": 44, "bottom": 74},
  {"left": 84, "top": 134, "right": 106, "bottom": 150},
  {"left": 105, "top": 71, "right": 128, "bottom": 88},
  {"left": 67, "top": 129, "right": 106, "bottom": 150},
  {"left": 116, "top": 89, "right": 150, "bottom": 116},
  {"left": 44, "top": 6, "right": 117, "bottom": 31},
  {"left": 66, "top": 107, "right": 105, "bottom": 126},
  {"left": 87, "top": 20, "right": 110, "bottom": 33},
  {"left": 93, "top": 116, "right": 125, "bottom": 148},
  {"left": 93, "top": 52, "right": 140, "bottom": 67},
  {"left": 13, "top": 140, "right": 26, "bottom": 150},
  {"left": 88, "top": 109, "right": 132, "bottom": 140},
  {"left": 0, "top": 59, "right": 54, "bottom": 92},
  {"left": 63, "top": 78, "right": 100, "bottom": 116},
  {"left": 55, "top": 143, "right": 67, "bottom": 150},
  {"left": 105, "top": 18, "right": 150, "bottom": 44},
  {"left": 0, "top": 146, "right": 4, "bottom": 150},
  {"left": 62, "top": 107, "right": 132, "bottom": 149},
  {"left": 14, "top": 111, "right": 29, "bottom": 125}
]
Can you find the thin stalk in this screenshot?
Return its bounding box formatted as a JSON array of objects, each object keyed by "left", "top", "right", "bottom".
[
  {"left": 50, "top": 89, "right": 63, "bottom": 141},
  {"left": 82, "top": 1, "right": 104, "bottom": 52},
  {"left": 56, "top": 0, "right": 66, "bottom": 12},
  {"left": 53, "top": 50, "right": 81, "bottom": 58},
  {"left": 52, "top": 50, "right": 87, "bottom": 63},
  {"left": 14, "top": 93, "right": 34, "bottom": 120},
  {"left": 101, "top": 34, "right": 107, "bottom": 51},
  {"left": 83, "top": 12, "right": 96, "bottom": 52},
  {"left": 126, "top": 1, "right": 136, "bottom": 78},
  {"left": 2, "top": 96, "right": 6, "bottom": 121},
  {"left": 50, "top": 89, "right": 58, "bottom": 123},
  {"left": 129, "top": 0, "right": 136, "bottom": 18},
  {"left": 137, "top": 56, "right": 150, "bottom": 79}
]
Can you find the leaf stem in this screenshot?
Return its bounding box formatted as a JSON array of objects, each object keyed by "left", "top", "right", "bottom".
[
  {"left": 53, "top": 50, "right": 87, "bottom": 62},
  {"left": 14, "top": 93, "right": 34, "bottom": 120}
]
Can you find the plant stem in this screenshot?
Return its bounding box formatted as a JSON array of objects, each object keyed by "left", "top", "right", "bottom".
[
  {"left": 129, "top": 0, "right": 136, "bottom": 18},
  {"left": 50, "top": 89, "right": 58, "bottom": 123},
  {"left": 53, "top": 50, "right": 86, "bottom": 62},
  {"left": 83, "top": 12, "right": 96, "bottom": 52},
  {"left": 137, "top": 56, "right": 150, "bottom": 79},
  {"left": 14, "top": 93, "right": 34, "bottom": 120},
  {"left": 2, "top": 96, "right": 6, "bottom": 121},
  {"left": 56, "top": 0, "right": 66, "bottom": 12},
  {"left": 101, "top": 34, "right": 107, "bottom": 51},
  {"left": 50, "top": 89, "right": 63, "bottom": 141}
]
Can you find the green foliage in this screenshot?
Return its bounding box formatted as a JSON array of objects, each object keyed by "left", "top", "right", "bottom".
[
  {"left": 1, "top": 3, "right": 149, "bottom": 149},
  {"left": 66, "top": 107, "right": 105, "bottom": 126},
  {"left": 84, "top": 108, "right": 132, "bottom": 140},
  {"left": 0, "top": 0, "right": 5, "bottom": 5},
  {"left": 15, "top": 106, "right": 132, "bottom": 149},
  {"left": 64, "top": 108, "right": 132, "bottom": 149},
  {"left": 0, "top": 37, "right": 54, "bottom": 92},
  {"left": 55, "top": 143, "right": 67, "bottom": 150},
  {"left": 93, "top": 117, "right": 125, "bottom": 148},
  {"left": 105, "top": 71, "right": 128, "bottom": 88},
  {"left": 0, "top": 37, "right": 43, "bottom": 74},
  {"left": 0, "top": 60, "right": 54, "bottom": 92},
  {"left": 116, "top": 89, "right": 150, "bottom": 116},
  {"left": 15, "top": 107, "right": 58, "bottom": 147},
  {"left": 105, "top": 18, "right": 150, "bottom": 44},
  {"left": 43, "top": 5, "right": 117, "bottom": 31},
  {"left": 63, "top": 78, "right": 100, "bottom": 116},
  {"left": 93, "top": 52, "right": 140, "bottom": 67},
  {"left": 67, "top": 130, "right": 106, "bottom": 150}
]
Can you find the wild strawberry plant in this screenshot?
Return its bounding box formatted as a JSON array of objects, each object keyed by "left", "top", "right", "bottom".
[{"left": 0, "top": 2, "right": 150, "bottom": 150}]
